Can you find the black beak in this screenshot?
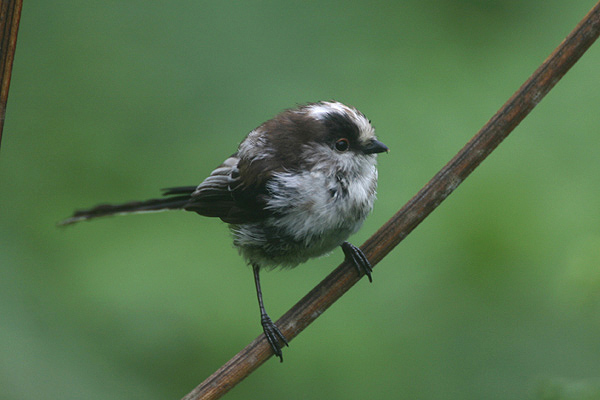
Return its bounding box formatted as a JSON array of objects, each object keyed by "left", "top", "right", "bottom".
[{"left": 362, "top": 139, "right": 389, "bottom": 154}]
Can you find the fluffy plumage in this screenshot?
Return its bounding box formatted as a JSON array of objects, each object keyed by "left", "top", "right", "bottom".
[{"left": 61, "top": 101, "right": 388, "bottom": 361}]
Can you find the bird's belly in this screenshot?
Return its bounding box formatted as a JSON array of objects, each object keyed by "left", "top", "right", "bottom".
[
  {"left": 231, "top": 219, "right": 362, "bottom": 269},
  {"left": 231, "top": 197, "right": 369, "bottom": 269},
  {"left": 232, "top": 168, "right": 376, "bottom": 269}
]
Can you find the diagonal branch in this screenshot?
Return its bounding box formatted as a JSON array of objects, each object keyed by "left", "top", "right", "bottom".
[
  {"left": 0, "top": 0, "right": 23, "bottom": 150},
  {"left": 183, "top": 2, "right": 600, "bottom": 399}
]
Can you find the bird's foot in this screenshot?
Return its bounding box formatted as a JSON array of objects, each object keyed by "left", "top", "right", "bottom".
[
  {"left": 260, "top": 313, "right": 288, "bottom": 362},
  {"left": 341, "top": 241, "right": 373, "bottom": 282}
]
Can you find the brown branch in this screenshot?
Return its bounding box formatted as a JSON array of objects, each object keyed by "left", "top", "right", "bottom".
[
  {"left": 0, "top": 0, "right": 22, "bottom": 150},
  {"left": 183, "top": 3, "right": 600, "bottom": 399}
]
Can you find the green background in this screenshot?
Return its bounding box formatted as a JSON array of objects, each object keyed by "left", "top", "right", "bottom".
[{"left": 2, "top": 1, "right": 600, "bottom": 399}]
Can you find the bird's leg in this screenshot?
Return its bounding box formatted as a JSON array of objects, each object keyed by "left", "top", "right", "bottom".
[
  {"left": 252, "top": 264, "right": 288, "bottom": 362},
  {"left": 341, "top": 241, "right": 373, "bottom": 282}
]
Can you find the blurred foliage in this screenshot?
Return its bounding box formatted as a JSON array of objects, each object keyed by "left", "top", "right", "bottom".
[{"left": 1, "top": 1, "right": 600, "bottom": 399}]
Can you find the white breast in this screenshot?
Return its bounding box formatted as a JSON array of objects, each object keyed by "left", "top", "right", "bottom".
[
  {"left": 231, "top": 148, "right": 378, "bottom": 269},
  {"left": 266, "top": 166, "right": 377, "bottom": 245}
]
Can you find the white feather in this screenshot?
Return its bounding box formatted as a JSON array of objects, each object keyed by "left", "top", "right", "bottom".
[
  {"left": 306, "top": 101, "right": 375, "bottom": 143},
  {"left": 232, "top": 142, "right": 379, "bottom": 269}
]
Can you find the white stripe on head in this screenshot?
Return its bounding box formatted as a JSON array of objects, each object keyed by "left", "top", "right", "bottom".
[{"left": 305, "top": 101, "right": 375, "bottom": 143}]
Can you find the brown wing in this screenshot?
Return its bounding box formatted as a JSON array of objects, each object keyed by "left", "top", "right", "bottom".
[{"left": 183, "top": 154, "right": 278, "bottom": 224}]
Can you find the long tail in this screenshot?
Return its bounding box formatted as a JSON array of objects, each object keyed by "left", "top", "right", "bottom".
[{"left": 59, "top": 186, "right": 197, "bottom": 226}]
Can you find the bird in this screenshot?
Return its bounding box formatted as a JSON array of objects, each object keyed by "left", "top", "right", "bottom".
[{"left": 61, "top": 101, "right": 388, "bottom": 361}]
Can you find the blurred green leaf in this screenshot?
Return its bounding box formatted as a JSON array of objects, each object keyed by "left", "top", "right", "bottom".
[{"left": 1, "top": 1, "right": 599, "bottom": 399}]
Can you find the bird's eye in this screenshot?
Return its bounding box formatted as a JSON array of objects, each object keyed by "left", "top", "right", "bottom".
[{"left": 335, "top": 138, "right": 350, "bottom": 152}]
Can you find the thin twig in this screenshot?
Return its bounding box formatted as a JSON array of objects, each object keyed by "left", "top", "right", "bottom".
[
  {"left": 183, "top": 3, "right": 600, "bottom": 399},
  {"left": 0, "top": 0, "right": 22, "bottom": 150}
]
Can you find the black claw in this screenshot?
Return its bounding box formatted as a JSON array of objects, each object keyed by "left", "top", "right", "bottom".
[
  {"left": 261, "top": 313, "right": 288, "bottom": 362},
  {"left": 341, "top": 241, "right": 373, "bottom": 282}
]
